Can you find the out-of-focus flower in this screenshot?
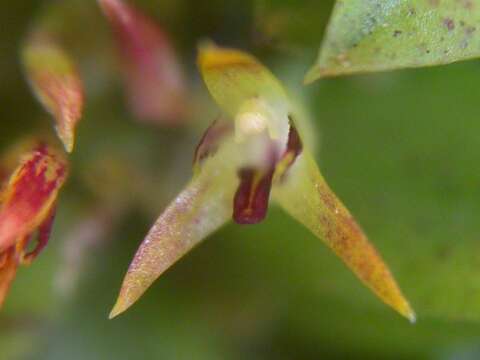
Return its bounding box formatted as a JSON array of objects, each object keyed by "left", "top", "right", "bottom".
[
  {"left": 0, "top": 142, "right": 68, "bottom": 308},
  {"left": 22, "top": 32, "right": 84, "bottom": 153},
  {"left": 54, "top": 207, "right": 116, "bottom": 298},
  {"left": 98, "top": 0, "right": 187, "bottom": 125},
  {"left": 110, "top": 44, "right": 415, "bottom": 322}
]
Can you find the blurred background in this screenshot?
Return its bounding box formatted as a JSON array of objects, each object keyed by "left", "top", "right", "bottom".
[{"left": 2, "top": 0, "right": 480, "bottom": 359}]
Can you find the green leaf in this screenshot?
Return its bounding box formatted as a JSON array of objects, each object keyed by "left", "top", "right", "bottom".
[{"left": 306, "top": 0, "right": 480, "bottom": 82}]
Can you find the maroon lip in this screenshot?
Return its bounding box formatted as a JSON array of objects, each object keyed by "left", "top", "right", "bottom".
[
  {"left": 233, "top": 118, "right": 303, "bottom": 225},
  {"left": 233, "top": 167, "right": 275, "bottom": 225}
]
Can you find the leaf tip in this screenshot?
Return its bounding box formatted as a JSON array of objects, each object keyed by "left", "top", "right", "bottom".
[{"left": 303, "top": 66, "right": 321, "bottom": 85}]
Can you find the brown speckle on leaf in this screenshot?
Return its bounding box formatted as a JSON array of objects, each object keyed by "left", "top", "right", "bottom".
[
  {"left": 465, "top": 26, "right": 476, "bottom": 35},
  {"left": 436, "top": 245, "right": 452, "bottom": 261},
  {"left": 336, "top": 53, "right": 351, "bottom": 67},
  {"left": 443, "top": 18, "right": 455, "bottom": 31},
  {"left": 457, "top": 0, "right": 474, "bottom": 10}
]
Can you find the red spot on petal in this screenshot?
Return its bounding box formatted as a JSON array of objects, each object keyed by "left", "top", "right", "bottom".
[
  {"left": 284, "top": 118, "right": 303, "bottom": 165},
  {"left": 443, "top": 18, "right": 455, "bottom": 31},
  {"left": 193, "top": 119, "right": 233, "bottom": 167},
  {"left": 274, "top": 119, "right": 304, "bottom": 181}
]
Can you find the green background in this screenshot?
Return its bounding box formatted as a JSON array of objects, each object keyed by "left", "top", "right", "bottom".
[{"left": 2, "top": 0, "right": 480, "bottom": 358}]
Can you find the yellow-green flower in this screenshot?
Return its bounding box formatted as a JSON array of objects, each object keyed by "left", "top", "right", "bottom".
[{"left": 110, "top": 44, "right": 415, "bottom": 322}]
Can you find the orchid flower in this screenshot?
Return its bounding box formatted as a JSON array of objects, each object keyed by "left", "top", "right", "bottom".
[
  {"left": 0, "top": 141, "right": 68, "bottom": 308},
  {"left": 98, "top": 0, "right": 187, "bottom": 125},
  {"left": 22, "top": 31, "right": 84, "bottom": 153},
  {"left": 110, "top": 44, "right": 415, "bottom": 322}
]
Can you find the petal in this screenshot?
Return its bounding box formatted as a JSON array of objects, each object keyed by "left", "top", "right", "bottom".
[
  {"left": 0, "top": 144, "right": 68, "bottom": 252},
  {"left": 195, "top": 120, "right": 276, "bottom": 225},
  {"left": 198, "top": 46, "right": 293, "bottom": 223},
  {"left": 198, "top": 43, "right": 290, "bottom": 142},
  {"left": 22, "top": 32, "right": 84, "bottom": 152},
  {"left": 21, "top": 204, "right": 56, "bottom": 265},
  {"left": 0, "top": 233, "right": 38, "bottom": 309},
  {"left": 110, "top": 124, "right": 240, "bottom": 318},
  {"left": 110, "top": 174, "right": 235, "bottom": 318},
  {"left": 0, "top": 247, "right": 19, "bottom": 309},
  {"left": 98, "top": 0, "right": 187, "bottom": 124},
  {"left": 273, "top": 151, "right": 415, "bottom": 321}
]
